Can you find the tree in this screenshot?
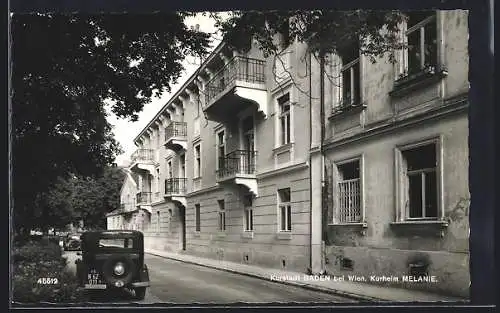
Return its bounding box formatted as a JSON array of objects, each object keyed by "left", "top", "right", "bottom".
[
  {"left": 71, "top": 167, "right": 126, "bottom": 230},
  {"left": 11, "top": 13, "right": 211, "bottom": 234},
  {"left": 40, "top": 167, "right": 126, "bottom": 231},
  {"left": 212, "top": 10, "right": 405, "bottom": 61}
]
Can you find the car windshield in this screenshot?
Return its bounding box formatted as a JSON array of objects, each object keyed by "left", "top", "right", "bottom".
[{"left": 98, "top": 238, "right": 135, "bottom": 248}]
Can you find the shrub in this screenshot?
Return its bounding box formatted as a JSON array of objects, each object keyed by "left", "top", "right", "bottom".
[{"left": 12, "top": 241, "right": 85, "bottom": 303}]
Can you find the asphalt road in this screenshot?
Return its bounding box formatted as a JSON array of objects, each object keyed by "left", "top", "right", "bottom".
[{"left": 63, "top": 252, "right": 355, "bottom": 304}]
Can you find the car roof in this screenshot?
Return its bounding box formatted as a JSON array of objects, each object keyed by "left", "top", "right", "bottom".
[{"left": 81, "top": 230, "right": 143, "bottom": 239}]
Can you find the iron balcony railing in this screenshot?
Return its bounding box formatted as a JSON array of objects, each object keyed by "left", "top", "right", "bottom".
[
  {"left": 136, "top": 192, "right": 152, "bottom": 205},
  {"left": 205, "top": 56, "right": 266, "bottom": 104},
  {"left": 217, "top": 150, "right": 257, "bottom": 180},
  {"left": 165, "top": 178, "right": 187, "bottom": 195},
  {"left": 165, "top": 121, "right": 187, "bottom": 142},
  {"left": 131, "top": 149, "right": 154, "bottom": 163}
]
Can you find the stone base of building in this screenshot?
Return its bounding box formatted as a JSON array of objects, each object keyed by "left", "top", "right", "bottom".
[
  {"left": 144, "top": 235, "right": 184, "bottom": 253},
  {"left": 183, "top": 245, "right": 310, "bottom": 274},
  {"left": 324, "top": 245, "right": 470, "bottom": 298}
]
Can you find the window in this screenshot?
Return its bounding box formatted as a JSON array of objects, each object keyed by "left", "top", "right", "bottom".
[
  {"left": 167, "top": 160, "right": 172, "bottom": 178},
  {"left": 99, "top": 238, "right": 134, "bottom": 249},
  {"left": 156, "top": 168, "right": 160, "bottom": 193},
  {"left": 243, "top": 195, "right": 254, "bottom": 231},
  {"left": 401, "top": 11, "right": 438, "bottom": 77},
  {"left": 156, "top": 211, "right": 161, "bottom": 233},
  {"left": 278, "top": 94, "right": 291, "bottom": 145},
  {"left": 216, "top": 130, "right": 225, "bottom": 170},
  {"left": 336, "top": 160, "right": 362, "bottom": 223},
  {"left": 400, "top": 143, "right": 438, "bottom": 219},
  {"left": 195, "top": 204, "right": 201, "bottom": 232},
  {"left": 179, "top": 154, "right": 186, "bottom": 178},
  {"left": 218, "top": 200, "right": 226, "bottom": 231},
  {"left": 194, "top": 144, "right": 201, "bottom": 178},
  {"left": 338, "top": 41, "right": 361, "bottom": 107},
  {"left": 278, "top": 188, "right": 292, "bottom": 231}
]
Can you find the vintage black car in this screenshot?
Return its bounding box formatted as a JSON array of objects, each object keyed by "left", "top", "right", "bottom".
[
  {"left": 75, "top": 230, "right": 150, "bottom": 300},
  {"left": 64, "top": 233, "right": 82, "bottom": 251}
]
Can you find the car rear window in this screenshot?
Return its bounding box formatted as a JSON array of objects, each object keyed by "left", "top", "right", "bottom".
[{"left": 98, "top": 238, "right": 134, "bottom": 248}]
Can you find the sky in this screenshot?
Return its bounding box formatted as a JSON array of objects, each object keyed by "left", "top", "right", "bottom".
[{"left": 106, "top": 13, "right": 222, "bottom": 167}]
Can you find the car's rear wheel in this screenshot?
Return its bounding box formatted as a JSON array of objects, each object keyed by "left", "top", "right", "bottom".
[{"left": 135, "top": 287, "right": 146, "bottom": 300}]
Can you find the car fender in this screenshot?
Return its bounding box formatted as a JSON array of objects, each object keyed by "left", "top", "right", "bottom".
[{"left": 140, "top": 264, "right": 150, "bottom": 282}]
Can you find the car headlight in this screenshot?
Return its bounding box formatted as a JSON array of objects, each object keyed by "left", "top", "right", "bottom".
[{"left": 113, "top": 262, "right": 125, "bottom": 276}]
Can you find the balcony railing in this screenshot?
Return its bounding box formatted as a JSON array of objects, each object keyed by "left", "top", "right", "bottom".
[
  {"left": 165, "top": 178, "right": 187, "bottom": 195},
  {"left": 205, "top": 56, "right": 266, "bottom": 104},
  {"left": 338, "top": 178, "right": 361, "bottom": 223},
  {"left": 131, "top": 149, "right": 154, "bottom": 163},
  {"left": 165, "top": 122, "right": 187, "bottom": 142},
  {"left": 217, "top": 150, "right": 257, "bottom": 180},
  {"left": 136, "top": 192, "right": 152, "bottom": 205}
]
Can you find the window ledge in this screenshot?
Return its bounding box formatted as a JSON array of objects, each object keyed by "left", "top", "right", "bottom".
[
  {"left": 275, "top": 232, "right": 292, "bottom": 240},
  {"left": 390, "top": 67, "right": 448, "bottom": 98},
  {"left": 390, "top": 220, "right": 449, "bottom": 237},
  {"left": 273, "top": 142, "right": 294, "bottom": 155},
  {"left": 329, "top": 103, "right": 367, "bottom": 120},
  {"left": 214, "top": 231, "right": 227, "bottom": 238},
  {"left": 328, "top": 222, "right": 367, "bottom": 235},
  {"left": 241, "top": 231, "right": 254, "bottom": 239}
]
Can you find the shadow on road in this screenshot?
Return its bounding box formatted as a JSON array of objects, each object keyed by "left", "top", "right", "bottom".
[{"left": 83, "top": 288, "right": 141, "bottom": 303}]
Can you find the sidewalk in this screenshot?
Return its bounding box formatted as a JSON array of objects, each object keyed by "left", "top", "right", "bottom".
[{"left": 146, "top": 249, "right": 468, "bottom": 303}]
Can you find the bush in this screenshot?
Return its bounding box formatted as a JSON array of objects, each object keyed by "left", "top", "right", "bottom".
[{"left": 12, "top": 241, "right": 85, "bottom": 303}]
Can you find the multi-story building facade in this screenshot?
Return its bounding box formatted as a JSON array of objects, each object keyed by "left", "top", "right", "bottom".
[
  {"left": 117, "top": 10, "right": 470, "bottom": 297},
  {"left": 320, "top": 10, "right": 470, "bottom": 298}
]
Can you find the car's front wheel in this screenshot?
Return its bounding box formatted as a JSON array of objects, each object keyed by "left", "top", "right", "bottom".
[{"left": 135, "top": 287, "right": 146, "bottom": 300}]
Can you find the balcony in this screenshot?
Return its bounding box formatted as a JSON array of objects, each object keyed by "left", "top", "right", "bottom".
[
  {"left": 130, "top": 149, "right": 155, "bottom": 174},
  {"left": 164, "top": 121, "right": 187, "bottom": 151},
  {"left": 164, "top": 178, "right": 187, "bottom": 207},
  {"left": 216, "top": 150, "right": 258, "bottom": 196},
  {"left": 204, "top": 56, "right": 267, "bottom": 123}
]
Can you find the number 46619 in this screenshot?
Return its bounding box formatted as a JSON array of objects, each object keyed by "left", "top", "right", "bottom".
[{"left": 37, "top": 278, "right": 59, "bottom": 284}]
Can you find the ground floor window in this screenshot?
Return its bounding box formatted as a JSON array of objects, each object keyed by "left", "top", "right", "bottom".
[
  {"left": 195, "top": 204, "right": 201, "bottom": 232},
  {"left": 335, "top": 159, "right": 362, "bottom": 223},
  {"left": 218, "top": 200, "right": 226, "bottom": 231},
  {"left": 243, "top": 195, "right": 254, "bottom": 231},
  {"left": 278, "top": 188, "right": 292, "bottom": 231},
  {"left": 399, "top": 142, "right": 439, "bottom": 219},
  {"left": 156, "top": 211, "right": 160, "bottom": 233}
]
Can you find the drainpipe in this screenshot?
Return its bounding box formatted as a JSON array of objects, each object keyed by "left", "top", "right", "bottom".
[
  {"left": 319, "top": 51, "right": 326, "bottom": 272},
  {"left": 308, "top": 49, "right": 313, "bottom": 273}
]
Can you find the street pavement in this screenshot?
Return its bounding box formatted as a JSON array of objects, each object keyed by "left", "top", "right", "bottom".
[{"left": 63, "top": 252, "right": 355, "bottom": 304}]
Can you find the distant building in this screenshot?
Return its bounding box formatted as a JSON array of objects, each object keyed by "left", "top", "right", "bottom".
[{"left": 117, "top": 10, "right": 470, "bottom": 297}]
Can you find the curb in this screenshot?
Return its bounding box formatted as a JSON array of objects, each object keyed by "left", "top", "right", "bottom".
[{"left": 146, "top": 251, "right": 383, "bottom": 302}]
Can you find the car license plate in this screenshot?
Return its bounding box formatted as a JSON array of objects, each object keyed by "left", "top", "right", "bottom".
[
  {"left": 86, "top": 271, "right": 105, "bottom": 288},
  {"left": 84, "top": 283, "right": 107, "bottom": 289}
]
